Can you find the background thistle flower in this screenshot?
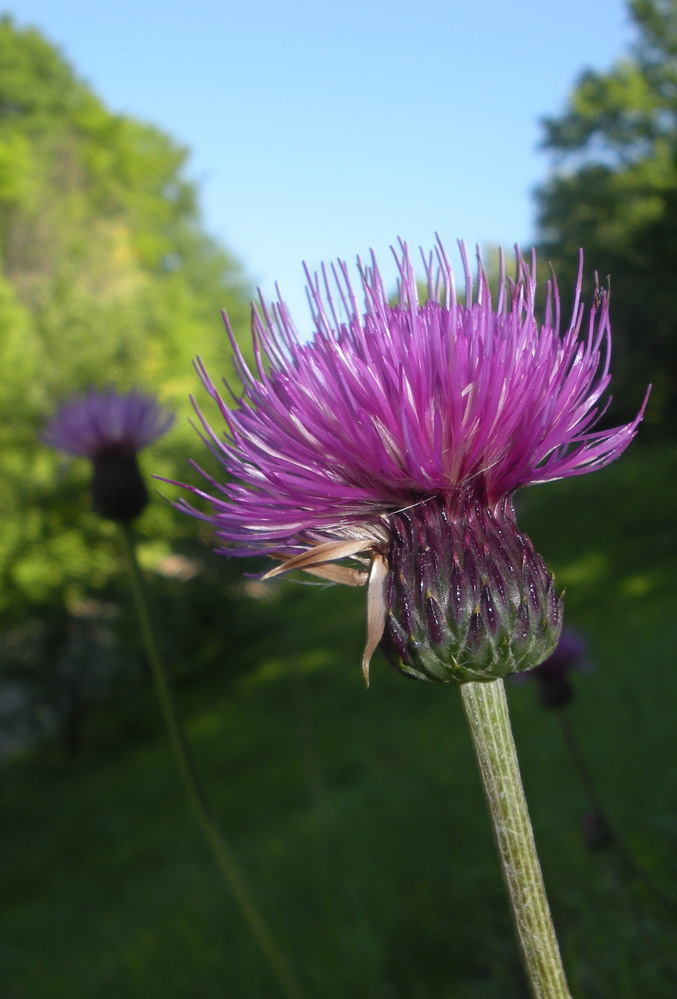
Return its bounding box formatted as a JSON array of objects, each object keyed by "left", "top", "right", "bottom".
[
  {"left": 44, "top": 387, "right": 174, "bottom": 522},
  {"left": 522, "top": 629, "right": 591, "bottom": 709},
  {"left": 173, "top": 239, "right": 647, "bottom": 683}
]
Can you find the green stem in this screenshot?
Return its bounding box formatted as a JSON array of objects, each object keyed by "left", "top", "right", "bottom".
[
  {"left": 120, "top": 524, "right": 306, "bottom": 999},
  {"left": 461, "top": 678, "right": 571, "bottom": 999}
]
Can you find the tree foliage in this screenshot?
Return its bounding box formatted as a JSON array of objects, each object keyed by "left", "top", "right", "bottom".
[
  {"left": 0, "top": 17, "right": 252, "bottom": 628},
  {"left": 535, "top": 0, "right": 677, "bottom": 434}
]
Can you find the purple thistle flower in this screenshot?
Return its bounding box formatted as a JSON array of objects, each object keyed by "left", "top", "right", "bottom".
[
  {"left": 45, "top": 388, "right": 174, "bottom": 522},
  {"left": 171, "top": 239, "right": 647, "bottom": 682},
  {"left": 44, "top": 388, "right": 174, "bottom": 458}
]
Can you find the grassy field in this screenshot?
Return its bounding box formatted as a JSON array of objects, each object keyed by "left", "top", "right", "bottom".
[{"left": 1, "top": 443, "right": 677, "bottom": 998}]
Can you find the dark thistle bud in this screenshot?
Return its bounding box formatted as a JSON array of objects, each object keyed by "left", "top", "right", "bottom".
[
  {"left": 583, "top": 810, "right": 615, "bottom": 851},
  {"left": 529, "top": 630, "right": 590, "bottom": 709},
  {"left": 92, "top": 447, "right": 149, "bottom": 522},
  {"left": 536, "top": 673, "right": 573, "bottom": 710},
  {"left": 380, "top": 495, "right": 563, "bottom": 683}
]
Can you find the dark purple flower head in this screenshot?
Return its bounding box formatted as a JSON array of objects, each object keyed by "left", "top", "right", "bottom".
[
  {"left": 44, "top": 388, "right": 174, "bottom": 459},
  {"left": 172, "top": 240, "right": 647, "bottom": 682},
  {"left": 45, "top": 388, "right": 174, "bottom": 522}
]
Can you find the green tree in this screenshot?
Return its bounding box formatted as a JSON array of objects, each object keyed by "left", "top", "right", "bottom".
[
  {"left": 0, "top": 17, "right": 252, "bottom": 691},
  {"left": 535, "top": 0, "right": 677, "bottom": 434}
]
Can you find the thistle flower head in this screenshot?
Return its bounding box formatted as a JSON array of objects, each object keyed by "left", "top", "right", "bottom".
[
  {"left": 173, "top": 239, "right": 647, "bottom": 682},
  {"left": 45, "top": 387, "right": 174, "bottom": 522},
  {"left": 44, "top": 387, "right": 174, "bottom": 458}
]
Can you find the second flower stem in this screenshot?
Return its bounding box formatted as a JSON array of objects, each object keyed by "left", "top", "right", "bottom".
[
  {"left": 120, "top": 524, "right": 306, "bottom": 999},
  {"left": 461, "top": 678, "right": 571, "bottom": 999}
]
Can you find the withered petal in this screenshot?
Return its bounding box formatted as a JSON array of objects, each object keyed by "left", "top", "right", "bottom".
[
  {"left": 261, "top": 537, "right": 375, "bottom": 580},
  {"left": 361, "top": 552, "right": 389, "bottom": 686}
]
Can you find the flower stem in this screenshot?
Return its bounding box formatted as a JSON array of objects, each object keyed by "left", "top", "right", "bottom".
[
  {"left": 461, "top": 678, "right": 571, "bottom": 999},
  {"left": 120, "top": 524, "right": 306, "bottom": 999}
]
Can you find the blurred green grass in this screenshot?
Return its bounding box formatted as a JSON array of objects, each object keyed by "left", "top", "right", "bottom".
[{"left": 1, "top": 443, "right": 676, "bottom": 998}]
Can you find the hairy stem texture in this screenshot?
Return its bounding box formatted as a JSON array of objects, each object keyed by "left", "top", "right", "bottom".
[{"left": 461, "top": 678, "right": 571, "bottom": 999}]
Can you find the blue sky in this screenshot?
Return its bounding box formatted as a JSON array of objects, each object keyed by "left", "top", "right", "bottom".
[{"left": 11, "top": 0, "right": 634, "bottom": 327}]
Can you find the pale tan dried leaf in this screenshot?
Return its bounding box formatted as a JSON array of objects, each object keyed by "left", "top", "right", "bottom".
[
  {"left": 361, "top": 552, "right": 389, "bottom": 687},
  {"left": 261, "top": 538, "right": 374, "bottom": 580},
  {"left": 300, "top": 563, "right": 369, "bottom": 586}
]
